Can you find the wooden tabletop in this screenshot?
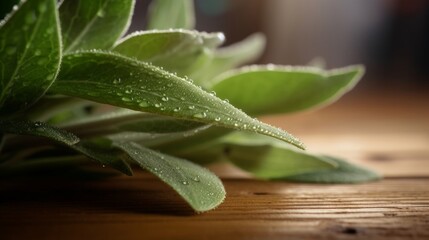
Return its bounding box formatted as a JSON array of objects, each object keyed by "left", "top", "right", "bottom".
[{"left": 1, "top": 91, "right": 429, "bottom": 240}]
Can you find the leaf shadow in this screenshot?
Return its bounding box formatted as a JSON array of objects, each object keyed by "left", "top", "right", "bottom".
[{"left": 0, "top": 173, "right": 196, "bottom": 217}]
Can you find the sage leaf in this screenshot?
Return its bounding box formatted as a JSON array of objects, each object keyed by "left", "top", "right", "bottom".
[
  {"left": 61, "top": 110, "right": 207, "bottom": 138},
  {"left": 283, "top": 156, "right": 381, "bottom": 183},
  {"left": 51, "top": 51, "right": 304, "bottom": 149},
  {"left": 114, "top": 141, "right": 225, "bottom": 212},
  {"left": 147, "top": 0, "right": 195, "bottom": 30},
  {"left": 211, "top": 65, "right": 364, "bottom": 116},
  {"left": 0, "top": 0, "right": 61, "bottom": 116},
  {"left": 196, "top": 33, "right": 266, "bottom": 87},
  {"left": 60, "top": 0, "right": 134, "bottom": 53},
  {"left": 113, "top": 30, "right": 224, "bottom": 77},
  {"left": 0, "top": 120, "right": 132, "bottom": 175},
  {"left": 0, "top": 120, "right": 79, "bottom": 145},
  {"left": 169, "top": 131, "right": 337, "bottom": 177}
]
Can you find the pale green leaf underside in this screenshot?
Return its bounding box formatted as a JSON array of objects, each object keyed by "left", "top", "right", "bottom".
[
  {"left": 0, "top": 120, "right": 132, "bottom": 175},
  {"left": 211, "top": 65, "right": 364, "bottom": 116},
  {"left": 114, "top": 141, "right": 225, "bottom": 212},
  {"left": 50, "top": 51, "right": 304, "bottom": 149},
  {"left": 0, "top": 0, "right": 61, "bottom": 116},
  {"left": 60, "top": 0, "right": 134, "bottom": 53},
  {"left": 195, "top": 33, "right": 266, "bottom": 87},
  {"left": 283, "top": 156, "right": 381, "bottom": 183},
  {"left": 113, "top": 30, "right": 224, "bottom": 77},
  {"left": 147, "top": 0, "right": 195, "bottom": 30}
]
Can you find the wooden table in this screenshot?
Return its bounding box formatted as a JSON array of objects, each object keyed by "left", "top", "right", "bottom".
[{"left": 1, "top": 91, "right": 429, "bottom": 239}]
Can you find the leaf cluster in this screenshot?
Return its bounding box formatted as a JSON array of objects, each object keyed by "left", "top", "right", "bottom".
[{"left": 0, "top": 0, "right": 379, "bottom": 212}]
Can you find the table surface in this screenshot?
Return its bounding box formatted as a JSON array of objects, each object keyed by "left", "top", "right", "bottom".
[{"left": 1, "top": 91, "right": 429, "bottom": 240}]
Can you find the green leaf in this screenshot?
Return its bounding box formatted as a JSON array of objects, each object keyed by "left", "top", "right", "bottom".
[
  {"left": 61, "top": 110, "right": 207, "bottom": 138},
  {"left": 0, "top": 120, "right": 79, "bottom": 145},
  {"left": 221, "top": 132, "right": 337, "bottom": 179},
  {"left": 147, "top": 0, "right": 195, "bottom": 30},
  {"left": 195, "top": 33, "right": 266, "bottom": 87},
  {"left": 0, "top": 0, "right": 61, "bottom": 116},
  {"left": 170, "top": 131, "right": 337, "bottom": 177},
  {"left": 0, "top": 120, "right": 132, "bottom": 175},
  {"left": 50, "top": 51, "right": 304, "bottom": 149},
  {"left": 113, "top": 30, "right": 224, "bottom": 77},
  {"left": 211, "top": 65, "right": 364, "bottom": 116},
  {"left": 114, "top": 141, "right": 225, "bottom": 212},
  {"left": 59, "top": 0, "right": 134, "bottom": 53},
  {"left": 283, "top": 156, "right": 381, "bottom": 183}
]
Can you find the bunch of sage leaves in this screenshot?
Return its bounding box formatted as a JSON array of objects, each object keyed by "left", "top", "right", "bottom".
[{"left": 0, "top": 0, "right": 379, "bottom": 212}]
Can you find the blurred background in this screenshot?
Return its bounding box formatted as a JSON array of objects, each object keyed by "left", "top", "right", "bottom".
[{"left": 127, "top": 0, "right": 429, "bottom": 93}]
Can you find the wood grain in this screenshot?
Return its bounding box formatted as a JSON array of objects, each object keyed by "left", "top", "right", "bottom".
[{"left": 1, "top": 91, "right": 428, "bottom": 239}]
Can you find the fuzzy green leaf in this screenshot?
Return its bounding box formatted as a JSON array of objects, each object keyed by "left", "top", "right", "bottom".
[
  {"left": 0, "top": 120, "right": 132, "bottom": 175},
  {"left": 211, "top": 65, "right": 364, "bottom": 116},
  {"left": 0, "top": 0, "right": 61, "bottom": 116},
  {"left": 60, "top": 0, "right": 134, "bottom": 53},
  {"left": 221, "top": 132, "right": 337, "bottom": 179},
  {"left": 283, "top": 157, "right": 381, "bottom": 183},
  {"left": 169, "top": 131, "right": 337, "bottom": 176},
  {"left": 147, "top": 0, "right": 195, "bottom": 30},
  {"left": 196, "top": 33, "right": 266, "bottom": 87},
  {"left": 114, "top": 141, "right": 225, "bottom": 212},
  {"left": 50, "top": 51, "right": 304, "bottom": 149},
  {"left": 0, "top": 120, "right": 79, "bottom": 145},
  {"left": 113, "top": 30, "right": 224, "bottom": 77}
]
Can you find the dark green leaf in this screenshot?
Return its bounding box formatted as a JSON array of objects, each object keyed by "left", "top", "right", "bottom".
[
  {"left": 60, "top": 0, "right": 134, "bottom": 53},
  {"left": 61, "top": 110, "right": 207, "bottom": 138},
  {"left": 147, "top": 0, "right": 195, "bottom": 30},
  {"left": 113, "top": 30, "right": 224, "bottom": 77},
  {"left": 211, "top": 65, "right": 364, "bottom": 116},
  {"left": 283, "top": 156, "right": 381, "bottom": 183},
  {"left": 51, "top": 51, "right": 304, "bottom": 149},
  {"left": 114, "top": 141, "right": 225, "bottom": 212},
  {"left": 0, "top": 0, "right": 61, "bottom": 116},
  {"left": 0, "top": 120, "right": 132, "bottom": 175}
]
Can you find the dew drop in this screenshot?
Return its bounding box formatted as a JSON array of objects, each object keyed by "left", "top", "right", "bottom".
[
  {"left": 139, "top": 101, "right": 149, "bottom": 107},
  {"left": 188, "top": 105, "right": 195, "bottom": 110},
  {"left": 122, "top": 97, "right": 132, "bottom": 102},
  {"left": 173, "top": 107, "right": 181, "bottom": 112},
  {"left": 182, "top": 181, "right": 189, "bottom": 185},
  {"left": 214, "top": 117, "right": 221, "bottom": 122},
  {"left": 192, "top": 176, "right": 200, "bottom": 182},
  {"left": 193, "top": 112, "right": 207, "bottom": 118},
  {"left": 154, "top": 103, "right": 162, "bottom": 108},
  {"left": 161, "top": 96, "right": 169, "bottom": 102},
  {"left": 96, "top": 9, "right": 105, "bottom": 17},
  {"left": 46, "top": 73, "right": 55, "bottom": 81},
  {"left": 234, "top": 123, "right": 239, "bottom": 127},
  {"left": 113, "top": 78, "right": 121, "bottom": 84},
  {"left": 125, "top": 89, "right": 133, "bottom": 94}
]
